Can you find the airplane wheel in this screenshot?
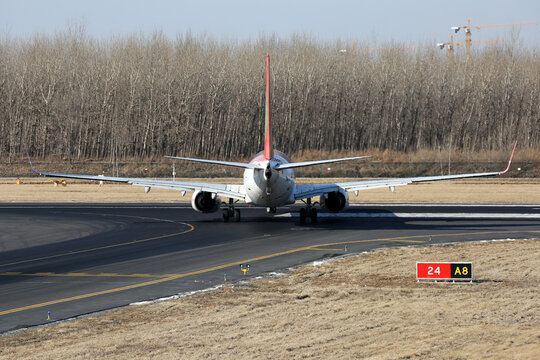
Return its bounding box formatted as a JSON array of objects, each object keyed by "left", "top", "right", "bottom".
[
  {"left": 299, "top": 208, "right": 307, "bottom": 224},
  {"left": 310, "top": 208, "right": 318, "bottom": 224},
  {"left": 222, "top": 209, "right": 230, "bottom": 222},
  {"left": 234, "top": 209, "right": 241, "bottom": 222}
]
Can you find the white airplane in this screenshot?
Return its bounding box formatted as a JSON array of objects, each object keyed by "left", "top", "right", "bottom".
[{"left": 29, "top": 55, "right": 517, "bottom": 223}]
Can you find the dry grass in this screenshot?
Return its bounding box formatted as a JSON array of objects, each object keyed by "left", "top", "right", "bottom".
[
  {"left": 1, "top": 239, "right": 538, "bottom": 359},
  {"left": 1, "top": 177, "right": 540, "bottom": 203}
]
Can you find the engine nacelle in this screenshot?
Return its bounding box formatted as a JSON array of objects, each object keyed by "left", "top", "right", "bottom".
[
  {"left": 191, "top": 190, "right": 221, "bottom": 213},
  {"left": 320, "top": 189, "right": 349, "bottom": 213}
]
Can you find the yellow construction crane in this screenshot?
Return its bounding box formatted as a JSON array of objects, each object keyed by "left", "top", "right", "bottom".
[
  {"left": 437, "top": 34, "right": 506, "bottom": 65},
  {"left": 451, "top": 18, "right": 537, "bottom": 62}
]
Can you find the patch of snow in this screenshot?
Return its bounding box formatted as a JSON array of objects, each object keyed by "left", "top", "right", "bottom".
[{"left": 131, "top": 285, "right": 224, "bottom": 306}]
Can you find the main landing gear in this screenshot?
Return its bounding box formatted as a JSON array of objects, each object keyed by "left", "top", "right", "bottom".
[
  {"left": 299, "top": 198, "right": 318, "bottom": 224},
  {"left": 222, "top": 198, "right": 240, "bottom": 222}
]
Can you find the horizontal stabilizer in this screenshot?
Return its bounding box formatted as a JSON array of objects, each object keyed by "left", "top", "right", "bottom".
[
  {"left": 274, "top": 155, "right": 371, "bottom": 170},
  {"left": 164, "top": 156, "right": 265, "bottom": 169}
]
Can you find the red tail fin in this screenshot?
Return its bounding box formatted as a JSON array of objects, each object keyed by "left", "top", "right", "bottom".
[{"left": 264, "top": 54, "right": 274, "bottom": 160}]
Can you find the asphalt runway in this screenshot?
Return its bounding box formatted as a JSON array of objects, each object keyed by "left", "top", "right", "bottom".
[{"left": 1, "top": 203, "right": 539, "bottom": 333}]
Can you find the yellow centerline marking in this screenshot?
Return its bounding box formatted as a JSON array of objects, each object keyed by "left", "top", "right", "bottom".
[
  {"left": 0, "top": 272, "right": 170, "bottom": 278},
  {"left": 71, "top": 212, "right": 181, "bottom": 224},
  {"left": 0, "top": 213, "right": 195, "bottom": 268},
  {"left": 0, "top": 275, "right": 182, "bottom": 316},
  {"left": 1, "top": 230, "right": 538, "bottom": 317},
  {"left": 310, "top": 248, "right": 349, "bottom": 251}
]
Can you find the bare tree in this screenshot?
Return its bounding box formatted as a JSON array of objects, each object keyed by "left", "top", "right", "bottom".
[{"left": 0, "top": 30, "right": 538, "bottom": 166}]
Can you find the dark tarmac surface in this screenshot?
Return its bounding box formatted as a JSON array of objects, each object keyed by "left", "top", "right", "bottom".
[{"left": 0, "top": 203, "right": 539, "bottom": 333}]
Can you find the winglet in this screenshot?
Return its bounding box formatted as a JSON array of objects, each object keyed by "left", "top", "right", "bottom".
[
  {"left": 264, "top": 54, "right": 274, "bottom": 160},
  {"left": 24, "top": 144, "right": 41, "bottom": 175},
  {"left": 499, "top": 140, "right": 518, "bottom": 175}
]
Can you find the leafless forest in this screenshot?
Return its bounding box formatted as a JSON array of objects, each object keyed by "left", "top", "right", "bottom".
[{"left": 1, "top": 29, "right": 538, "bottom": 170}]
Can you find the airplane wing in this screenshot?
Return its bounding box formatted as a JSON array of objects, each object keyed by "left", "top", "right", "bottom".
[
  {"left": 293, "top": 183, "right": 342, "bottom": 200},
  {"left": 294, "top": 140, "right": 517, "bottom": 200},
  {"left": 27, "top": 158, "right": 246, "bottom": 201},
  {"left": 336, "top": 171, "right": 502, "bottom": 193}
]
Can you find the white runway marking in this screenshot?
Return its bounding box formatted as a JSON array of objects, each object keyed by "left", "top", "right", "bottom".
[
  {"left": 349, "top": 203, "right": 540, "bottom": 208},
  {"left": 1, "top": 204, "right": 539, "bottom": 209},
  {"left": 1, "top": 206, "right": 188, "bottom": 210},
  {"left": 278, "top": 213, "right": 540, "bottom": 219}
]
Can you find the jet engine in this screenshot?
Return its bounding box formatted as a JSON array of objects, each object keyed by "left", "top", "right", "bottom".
[
  {"left": 320, "top": 189, "right": 349, "bottom": 213},
  {"left": 191, "top": 190, "right": 221, "bottom": 213}
]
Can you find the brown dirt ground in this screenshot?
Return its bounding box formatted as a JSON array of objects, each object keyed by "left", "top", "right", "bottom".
[
  {"left": 0, "top": 239, "right": 538, "bottom": 359},
  {"left": 2, "top": 177, "right": 540, "bottom": 203}
]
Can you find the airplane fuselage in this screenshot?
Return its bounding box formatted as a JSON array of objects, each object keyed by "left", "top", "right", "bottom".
[{"left": 244, "top": 150, "right": 296, "bottom": 207}]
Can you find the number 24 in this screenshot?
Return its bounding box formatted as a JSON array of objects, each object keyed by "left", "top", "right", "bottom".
[{"left": 427, "top": 266, "right": 440, "bottom": 275}]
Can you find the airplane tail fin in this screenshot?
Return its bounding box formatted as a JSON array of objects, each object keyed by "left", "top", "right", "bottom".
[{"left": 264, "top": 54, "right": 274, "bottom": 160}]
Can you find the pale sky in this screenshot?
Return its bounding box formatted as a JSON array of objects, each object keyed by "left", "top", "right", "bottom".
[{"left": 1, "top": 0, "right": 539, "bottom": 47}]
